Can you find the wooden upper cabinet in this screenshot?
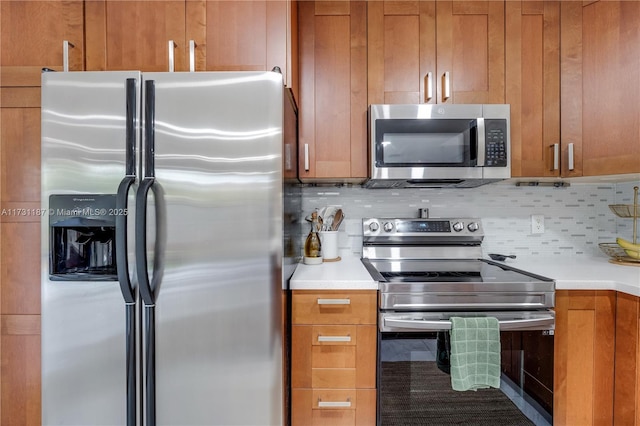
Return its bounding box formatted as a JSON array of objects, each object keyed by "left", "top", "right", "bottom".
[
  {"left": 186, "top": 0, "right": 298, "bottom": 97},
  {"left": 368, "top": 1, "right": 505, "bottom": 105},
  {"left": 298, "top": 1, "right": 368, "bottom": 183},
  {"left": 561, "top": 0, "right": 640, "bottom": 177},
  {"left": 367, "top": 1, "right": 435, "bottom": 105},
  {"left": 506, "top": 1, "right": 561, "bottom": 177},
  {"left": 85, "top": 1, "right": 297, "bottom": 95},
  {"left": 85, "top": 1, "right": 186, "bottom": 72},
  {"left": 0, "top": 1, "right": 84, "bottom": 87}
]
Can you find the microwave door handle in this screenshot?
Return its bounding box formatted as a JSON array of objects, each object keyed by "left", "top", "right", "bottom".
[{"left": 476, "top": 118, "right": 485, "bottom": 166}]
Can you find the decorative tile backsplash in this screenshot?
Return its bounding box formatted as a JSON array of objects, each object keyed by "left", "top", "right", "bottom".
[{"left": 301, "top": 180, "right": 640, "bottom": 259}]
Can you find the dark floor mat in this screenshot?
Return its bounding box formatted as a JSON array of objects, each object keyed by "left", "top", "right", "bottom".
[{"left": 380, "top": 361, "right": 535, "bottom": 426}]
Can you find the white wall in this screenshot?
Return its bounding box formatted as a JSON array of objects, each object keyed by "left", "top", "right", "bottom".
[{"left": 301, "top": 180, "right": 640, "bottom": 259}]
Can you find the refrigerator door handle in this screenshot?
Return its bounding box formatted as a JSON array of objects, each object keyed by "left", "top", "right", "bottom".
[
  {"left": 137, "top": 79, "right": 162, "bottom": 426},
  {"left": 143, "top": 80, "right": 156, "bottom": 179},
  {"left": 116, "top": 77, "right": 139, "bottom": 426},
  {"left": 137, "top": 79, "right": 160, "bottom": 306},
  {"left": 116, "top": 78, "right": 138, "bottom": 304},
  {"left": 135, "top": 177, "right": 156, "bottom": 306}
]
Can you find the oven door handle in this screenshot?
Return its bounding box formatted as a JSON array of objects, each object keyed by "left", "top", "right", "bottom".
[
  {"left": 383, "top": 315, "right": 555, "bottom": 332},
  {"left": 392, "top": 302, "right": 549, "bottom": 310}
]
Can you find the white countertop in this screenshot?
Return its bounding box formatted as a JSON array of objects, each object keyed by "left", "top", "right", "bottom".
[
  {"left": 501, "top": 256, "right": 640, "bottom": 297},
  {"left": 290, "top": 256, "right": 378, "bottom": 290},
  {"left": 290, "top": 254, "right": 640, "bottom": 297}
]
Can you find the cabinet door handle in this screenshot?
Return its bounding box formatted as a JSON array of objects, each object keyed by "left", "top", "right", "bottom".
[
  {"left": 318, "top": 399, "right": 351, "bottom": 408},
  {"left": 424, "top": 71, "right": 433, "bottom": 102},
  {"left": 317, "top": 298, "right": 350, "bottom": 305},
  {"left": 317, "top": 335, "right": 351, "bottom": 342},
  {"left": 189, "top": 40, "right": 197, "bottom": 73},
  {"left": 550, "top": 143, "right": 559, "bottom": 171},
  {"left": 304, "top": 144, "right": 310, "bottom": 171},
  {"left": 168, "top": 40, "right": 177, "bottom": 72},
  {"left": 442, "top": 71, "right": 451, "bottom": 101},
  {"left": 568, "top": 143, "right": 575, "bottom": 171},
  {"left": 62, "top": 40, "right": 75, "bottom": 72}
]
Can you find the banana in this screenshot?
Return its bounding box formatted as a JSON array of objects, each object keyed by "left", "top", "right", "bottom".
[
  {"left": 616, "top": 237, "right": 640, "bottom": 259},
  {"left": 626, "top": 250, "right": 640, "bottom": 259}
]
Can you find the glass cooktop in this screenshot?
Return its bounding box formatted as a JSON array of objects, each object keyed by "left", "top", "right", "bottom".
[{"left": 367, "top": 259, "right": 552, "bottom": 284}]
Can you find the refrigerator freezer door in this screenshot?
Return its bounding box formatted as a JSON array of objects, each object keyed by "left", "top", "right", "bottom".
[
  {"left": 141, "top": 71, "right": 284, "bottom": 425},
  {"left": 41, "top": 71, "right": 142, "bottom": 425}
]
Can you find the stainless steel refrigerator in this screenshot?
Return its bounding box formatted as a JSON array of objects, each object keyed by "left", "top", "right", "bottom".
[{"left": 41, "top": 70, "right": 299, "bottom": 425}]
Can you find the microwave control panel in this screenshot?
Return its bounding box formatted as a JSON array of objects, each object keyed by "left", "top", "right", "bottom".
[{"left": 484, "top": 119, "right": 508, "bottom": 167}]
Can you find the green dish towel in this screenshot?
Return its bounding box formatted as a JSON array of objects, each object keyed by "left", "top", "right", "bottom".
[{"left": 449, "top": 316, "right": 501, "bottom": 391}]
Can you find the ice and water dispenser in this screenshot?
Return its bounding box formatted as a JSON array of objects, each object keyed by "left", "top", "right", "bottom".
[{"left": 49, "top": 194, "right": 118, "bottom": 280}]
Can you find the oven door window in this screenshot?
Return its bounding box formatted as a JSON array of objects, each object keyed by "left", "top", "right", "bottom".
[
  {"left": 375, "top": 119, "right": 478, "bottom": 167},
  {"left": 380, "top": 331, "right": 553, "bottom": 426}
]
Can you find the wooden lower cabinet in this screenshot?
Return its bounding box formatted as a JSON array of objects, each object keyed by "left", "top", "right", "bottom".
[
  {"left": 291, "top": 290, "right": 377, "bottom": 426},
  {"left": 554, "top": 290, "right": 616, "bottom": 426},
  {"left": 614, "top": 292, "right": 640, "bottom": 425},
  {"left": 291, "top": 389, "right": 376, "bottom": 426}
]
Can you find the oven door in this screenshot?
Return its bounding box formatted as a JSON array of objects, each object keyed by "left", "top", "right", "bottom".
[{"left": 378, "top": 310, "right": 554, "bottom": 426}]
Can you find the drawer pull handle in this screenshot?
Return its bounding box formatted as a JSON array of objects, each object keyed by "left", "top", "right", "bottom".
[
  {"left": 318, "top": 399, "right": 351, "bottom": 408},
  {"left": 317, "top": 298, "right": 350, "bottom": 305},
  {"left": 317, "top": 335, "right": 351, "bottom": 342}
]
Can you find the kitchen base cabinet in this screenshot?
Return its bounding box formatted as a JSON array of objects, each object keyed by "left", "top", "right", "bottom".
[
  {"left": 291, "top": 389, "right": 376, "bottom": 426},
  {"left": 554, "top": 290, "right": 616, "bottom": 426},
  {"left": 291, "top": 290, "right": 377, "bottom": 426},
  {"left": 614, "top": 292, "right": 640, "bottom": 425}
]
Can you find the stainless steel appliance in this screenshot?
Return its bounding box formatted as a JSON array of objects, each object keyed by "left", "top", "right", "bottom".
[
  {"left": 364, "top": 104, "right": 511, "bottom": 188},
  {"left": 361, "top": 217, "right": 555, "bottom": 425},
  {"left": 41, "top": 70, "right": 300, "bottom": 425}
]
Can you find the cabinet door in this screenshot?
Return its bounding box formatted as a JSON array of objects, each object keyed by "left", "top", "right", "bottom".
[
  {"left": 614, "top": 293, "right": 640, "bottom": 425},
  {"left": 554, "top": 290, "right": 616, "bottom": 426},
  {"left": 506, "top": 1, "right": 560, "bottom": 177},
  {"left": 298, "top": 1, "right": 367, "bottom": 183},
  {"left": 436, "top": 1, "right": 505, "bottom": 104},
  {"left": 185, "top": 0, "right": 297, "bottom": 94},
  {"left": 0, "top": 0, "right": 84, "bottom": 86},
  {"left": 367, "top": 1, "right": 436, "bottom": 105},
  {"left": 1, "top": 92, "right": 43, "bottom": 425},
  {"left": 561, "top": 0, "right": 640, "bottom": 177},
  {"left": 368, "top": 0, "right": 504, "bottom": 105},
  {"left": 85, "top": 0, "right": 186, "bottom": 72}
]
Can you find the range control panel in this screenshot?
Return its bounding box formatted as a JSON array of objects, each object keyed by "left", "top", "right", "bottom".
[{"left": 363, "top": 217, "right": 484, "bottom": 240}]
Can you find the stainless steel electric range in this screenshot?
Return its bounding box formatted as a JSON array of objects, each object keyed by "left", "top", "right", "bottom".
[{"left": 362, "top": 217, "right": 556, "bottom": 426}]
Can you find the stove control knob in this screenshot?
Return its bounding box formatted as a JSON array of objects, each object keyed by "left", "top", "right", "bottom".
[
  {"left": 383, "top": 222, "right": 394, "bottom": 232},
  {"left": 467, "top": 222, "right": 479, "bottom": 232},
  {"left": 368, "top": 222, "right": 380, "bottom": 232},
  {"left": 452, "top": 222, "right": 464, "bottom": 232}
]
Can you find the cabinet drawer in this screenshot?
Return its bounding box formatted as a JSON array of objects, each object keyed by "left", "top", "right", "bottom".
[
  {"left": 292, "top": 389, "right": 377, "bottom": 426},
  {"left": 292, "top": 290, "right": 377, "bottom": 325},
  {"left": 292, "top": 325, "right": 377, "bottom": 389},
  {"left": 312, "top": 368, "right": 356, "bottom": 389}
]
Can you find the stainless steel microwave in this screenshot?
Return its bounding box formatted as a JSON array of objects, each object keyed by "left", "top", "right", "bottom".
[{"left": 364, "top": 104, "right": 511, "bottom": 188}]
